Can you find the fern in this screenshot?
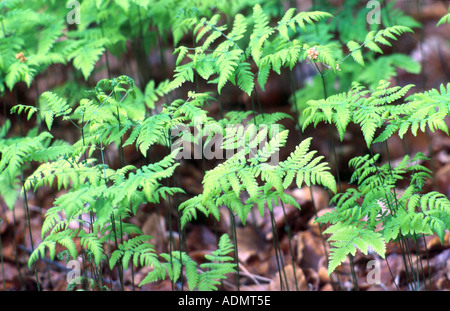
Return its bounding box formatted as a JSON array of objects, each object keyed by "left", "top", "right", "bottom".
[
  {"left": 317, "top": 152, "right": 450, "bottom": 275},
  {"left": 171, "top": 4, "right": 331, "bottom": 94},
  {"left": 109, "top": 235, "right": 160, "bottom": 270},
  {"left": 303, "top": 80, "right": 423, "bottom": 148},
  {"left": 181, "top": 117, "right": 336, "bottom": 225},
  {"left": 324, "top": 222, "right": 386, "bottom": 275},
  {"left": 139, "top": 234, "right": 236, "bottom": 291}
]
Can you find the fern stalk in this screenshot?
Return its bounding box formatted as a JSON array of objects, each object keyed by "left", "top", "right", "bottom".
[
  {"left": 228, "top": 208, "right": 240, "bottom": 291},
  {"left": 10, "top": 204, "right": 25, "bottom": 289},
  {"left": 313, "top": 60, "right": 359, "bottom": 290},
  {"left": 288, "top": 69, "right": 342, "bottom": 291},
  {"left": 110, "top": 214, "right": 125, "bottom": 290},
  {"left": 0, "top": 217, "right": 5, "bottom": 290},
  {"left": 280, "top": 201, "right": 299, "bottom": 291},
  {"left": 21, "top": 167, "right": 41, "bottom": 291},
  {"left": 270, "top": 209, "right": 288, "bottom": 291}
]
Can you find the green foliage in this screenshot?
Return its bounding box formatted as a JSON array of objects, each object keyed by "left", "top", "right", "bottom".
[
  {"left": 138, "top": 234, "right": 236, "bottom": 291},
  {"left": 291, "top": 0, "right": 421, "bottom": 120},
  {"left": 171, "top": 4, "right": 332, "bottom": 94},
  {"left": 317, "top": 152, "right": 450, "bottom": 275},
  {"left": 303, "top": 80, "right": 450, "bottom": 148},
  {"left": 180, "top": 121, "right": 336, "bottom": 226},
  {"left": 2, "top": 0, "right": 448, "bottom": 292}
]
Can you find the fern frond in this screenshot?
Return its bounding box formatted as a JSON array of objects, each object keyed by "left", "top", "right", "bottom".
[{"left": 324, "top": 223, "right": 386, "bottom": 275}]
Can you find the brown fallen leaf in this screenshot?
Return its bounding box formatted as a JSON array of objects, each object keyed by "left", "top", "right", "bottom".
[
  {"left": 236, "top": 226, "right": 269, "bottom": 263},
  {"left": 435, "top": 164, "right": 450, "bottom": 197},
  {"left": 268, "top": 264, "right": 309, "bottom": 291},
  {"left": 290, "top": 186, "right": 330, "bottom": 212},
  {"left": 141, "top": 212, "right": 167, "bottom": 253},
  {"left": 184, "top": 225, "right": 217, "bottom": 253},
  {"left": 303, "top": 267, "right": 320, "bottom": 291},
  {"left": 296, "top": 230, "right": 325, "bottom": 271},
  {"left": 307, "top": 207, "right": 334, "bottom": 237}
]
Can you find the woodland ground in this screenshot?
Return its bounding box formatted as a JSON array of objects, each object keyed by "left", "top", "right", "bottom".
[{"left": 0, "top": 0, "right": 449, "bottom": 291}]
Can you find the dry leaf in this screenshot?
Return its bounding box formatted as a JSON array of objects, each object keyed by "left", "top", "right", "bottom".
[{"left": 268, "top": 264, "right": 309, "bottom": 291}]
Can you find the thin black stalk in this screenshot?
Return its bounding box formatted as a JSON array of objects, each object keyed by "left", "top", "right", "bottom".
[
  {"left": 314, "top": 62, "right": 356, "bottom": 290},
  {"left": 399, "top": 237, "right": 416, "bottom": 291},
  {"left": 0, "top": 218, "right": 5, "bottom": 290},
  {"left": 416, "top": 0, "right": 427, "bottom": 90},
  {"left": 280, "top": 201, "right": 298, "bottom": 291},
  {"left": 131, "top": 263, "right": 135, "bottom": 291},
  {"left": 110, "top": 214, "right": 124, "bottom": 291},
  {"left": 228, "top": 208, "right": 240, "bottom": 291},
  {"left": 116, "top": 106, "right": 125, "bottom": 167},
  {"left": 164, "top": 135, "right": 176, "bottom": 291},
  {"left": 174, "top": 154, "right": 185, "bottom": 291},
  {"left": 21, "top": 167, "right": 41, "bottom": 291},
  {"left": 403, "top": 237, "right": 418, "bottom": 290},
  {"left": 288, "top": 68, "right": 342, "bottom": 291},
  {"left": 78, "top": 214, "right": 89, "bottom": 290},
  {"left": 385, "top": 257, "right": 400, "bottom": 290},
  {"left": 253, "top": 86, "right": 264, "bottom": 117},
  {"left": 421, "top": 234, "right": 432, "bottom": 290},
  {"left": 415, "top": 238, "right": 424, "bottom": 290},
  {"left": 11, "top": 205, "right": 25, "bottom": 290},
  {"left": 269, "top": 210, "right": 287, "bottom": 291}
]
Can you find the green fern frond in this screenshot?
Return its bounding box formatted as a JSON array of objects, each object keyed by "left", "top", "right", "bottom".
[{"left": 324, "top": 223, "right": 386, "bottom": 275}]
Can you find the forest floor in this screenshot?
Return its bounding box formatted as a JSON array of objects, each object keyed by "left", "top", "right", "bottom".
[{"left": 1, "top": 0, "right": 450, "bottom": 292}]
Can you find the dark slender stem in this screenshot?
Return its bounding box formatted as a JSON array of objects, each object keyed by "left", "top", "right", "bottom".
[
  {"left": 0, "top": 218, "right": 5, "bottom": 290},
  {"left": 21, "top": 167, "right": 41, "bottom": 291},
  {"left": 385, "top": 257, "right": 400, "bottom": 290},
  {"left": 11, "top": 205, "right": 25, "bottom": 290},
  {"left": 280, "top": 201, "right": 298, "bottom": 290},
  {"left": 228, "top": 208, "right": 240, "bottom": 291},
  {"left": 421, "top": 234, "right": 432, "bottom": 290},
  {"left": 288, "top": 68, "right": 341, "bottom": 290},
  {"left": 110, "top": 214, "right": 124, "bottom": 291},
  {"left": 269, "top": 210, "right": 287, "bottom": 291},
  {"left": 131, "top": 263, "right": 135, "bottom": 291},
  {"left": 315, "top": 62, "right": 353, "bottom": 290}
]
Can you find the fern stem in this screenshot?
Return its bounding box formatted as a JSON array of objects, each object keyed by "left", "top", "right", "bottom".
[
  {"left": 280, "top": 201, "right": 298, "bottom": 291},
  {"left": 9, "top": 204, "right": 25, "bottom": 290},
  {"left": 288, "top": 69, "right": 342, "bottom": 291},
  {"left": 421, "top": 234, "right": 432, "bottom": 290},
  {"left": 253, "top": 86, "right": 264, "bottom": 117},
  {"left": 269, "top": 209, "right": 287, "bottom": 291},
  {"left": 405, "top": 238, "right": 419, "bottom": 291},
  {"left": 110, "top": 214, "right": 125, "bottom": 291},
  {"left": 414, "top": 236, "right": 425, "bottom": 290},
  {"left": 164, "top": 135, "right": 176, "bottom": 291},
  {"left": 116, "top": 106, "right": 125, "bottom": 167},
  {"left": 228, "top": 208, "right": 240, "bottom": 291},
  {"left": 416, "top": 0, "right": 427, "bottom": 90},
  {"left": 100, "top": 24, "right": 112, "bottom": 79},
  {"left": 21, "top": 167, "right": 41, "bottom": 291},
  {"left": 385, "top": 256, "right": 400, "bottom": 290},
  {"left": 288, "top": 70, "right": 302, "bottom": 138},
  {"left": 0, "top": 217, "right": 5, "bottom": 290},
  {"left": 78, "top": 215, "right": 89, "bottom": 290},
  {"left": 398, "top": 236, "right": 414, "bottom": 290},
  {"left": 315, "top": 61, "right": 358, "bottom": 290},
  {"left": 131, "top": 263, "right": 135, "bottom": 291}
]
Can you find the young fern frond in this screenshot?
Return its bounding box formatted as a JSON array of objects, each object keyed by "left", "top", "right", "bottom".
[
  {"left": 137, "top": 234, "right": 236, "bottom": 291},
  {"left": 303, "top": 80, "right": 438, "bottom": 148},
  {"left": 317, "top": 152, "right": 450, "bottom": 275},
  {"left": 375, "top": 83, "right": 450, "bottom": 143},
  {"left": 109, "top": 235, "right": 160, "bottom": 271},
  {"left": 181, "top": 115, "right": 336, "bottom": 226},
  {"left": 197, "top": 234, "right": 236, "bottom": 291},
  {"left": 324, "top": 222, "right": 386, "bottom": 275}
]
